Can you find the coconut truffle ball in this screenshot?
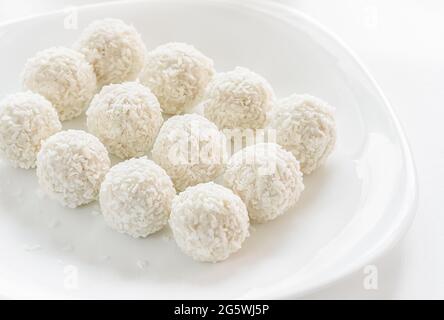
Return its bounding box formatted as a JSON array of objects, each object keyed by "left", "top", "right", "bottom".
[
  {"left": 152, "top": 114, "right": 226, "bottom": 192},
  {"left": 22, "top": 47, "right": 97, "bottom": 121},
  {"left": 86, "top": 82, "right": 163, "bottom": 159},
  {"left": 202, "top": 67, "right": 275, "bottom": 130},
  {"left": 224, "top": 143, "right": 304, "bottom": 223},
  {"left": 139, "top": 42, "right": 215, "bottom": 114},
  {"left": 269, "top": 94, "right": 336, "bottom": 174},
  {"left": 100, "top": 157, "right": 175, "bottom": 238},
  {"left": 36, "top": 130, "right": 110, "bottom": 208},
  {"left": 169, "top": 182, "right": 249, "bottom": 262},
  {"left": 74, "top": 18, "right": 146, "bottom": 87},
  {"left": 0, "top": 92, "right": 61, "bottom": 169}
]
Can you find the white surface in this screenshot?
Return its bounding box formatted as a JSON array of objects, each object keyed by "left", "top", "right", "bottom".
[
  {"left": 0, "top": 0, "right": 438, "bottom": 299},
  {"left": 0, "top": 0, "right": 416, "bottom": 299}
]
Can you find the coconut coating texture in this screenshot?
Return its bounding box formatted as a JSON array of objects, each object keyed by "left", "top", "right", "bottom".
[
  {"left": 139, "top": 42, "right": 215, "bottom": 115},
  {"left": 86, "top": 82, "right": 163, "bottom": 159},
  {"left": 269, "top": 94, "right": 336, "bottom": 174},
  {"left": 100, "top": 157, "right": 176, "bottom": 238},
  {"left": 202, "top": 67, "right": 275, "bottom": 130},
  {"left": 22, "top": 47, "right": 97, "bottom": 121},
  {"left": 169, "top": 182, "right": 250, "bottom": 262},
  {"left": 36, "top": 130, "right": 110, "bottom": 208},
  {"left": 0, "top": 92, "right": 61, "bottom": 169},
  {"left": 74, "top": 18, "right": 146, "bottom": 87},
  {"left": 224, "top": 143, "right": 304, "bottom": 223},
  {"left": 152, "top": 114, "right": 226, "bottom": 192}
]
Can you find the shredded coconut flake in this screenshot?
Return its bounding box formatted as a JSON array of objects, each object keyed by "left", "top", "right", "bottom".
[
  {"left": 202, "top": 67, "right": 275, "bottom": 130},
  {"left": 23, "top": 244, "right": 42, "bottom": 252},
  {"left": 139, "top": 42, "right": 214, "bottom": 114},
  {"left": 169, "top": 182, "right": 250, "bottom": 263},
  {"left": 86, "top": 82, "right": 163, "bottom": 159},
  {"left": 152, "top": 114, "right": 226, "bottom": 192},
  {"left": 22, "top": 47, "right": 97, "bottom": 121},
  {"left": 0, "top": 91, "right": 61, "bottom": 169},
  {"left": 224, "top": 143, "right": 304, "bottom": 223},
  {"left": 74, "top": 18, "right": 146, "bottom": 87},
  {"left": 162, "top": 233, "right": 173, "bottom": 242},
  {"left": 269, "top": 94, "right": 336, "bottom": 174},
  {"left": 36, "top": 130, "right": 111, "bottom": 208},
  {"left": 91, "top": 210, "right": 101, "bottom": 217},
  {"left": 100, "top": 157, "right": 176, "bottom": 238},
  {"left": 136, "top": 259, "right": 149, "bottom": 270}
]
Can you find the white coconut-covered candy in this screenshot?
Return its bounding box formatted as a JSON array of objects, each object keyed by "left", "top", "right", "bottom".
[
  {"left": 36, "top": 130, "right": 110, "bottom": 208},
  {"left": 152, "top": 114, "right": 226, "bottom": 192},
  {"left": 0, "top": 92, "right": 61, "bottom": 169},
  {"left": 74, "top": 18, "right": 146, "bottom": 87},
  {"left": 86, "top": 82, "right": 163, "bottom": 159},
  {"left": 224, "top": 143, "right": 304, "bottom": 223},
  {"left": 202, "top": 67, "right": 275, "bottom": 130},
  {"left": 22, "top": 47, "right": 97, "bottom": 121},
  {"left": 169, "top": 182, "right": 249, "bottom": 262},
  {"left": 139, "top": 42, "right": 215, "bottom": 115},
  {"left": 269, "top": 94, "right": 336, "bottom": 174},
  {"left": 100, "top": 157, "right": 175, "bottom": 238}
]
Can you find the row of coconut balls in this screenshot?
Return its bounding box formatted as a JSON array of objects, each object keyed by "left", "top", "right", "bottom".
[{"left": 0, "top": 18, "right": 336, "bottom": 262}]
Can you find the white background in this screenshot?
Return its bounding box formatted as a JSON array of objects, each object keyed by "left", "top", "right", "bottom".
[{"left": 0, "top": 0, "right": 443, "bottom": 299}]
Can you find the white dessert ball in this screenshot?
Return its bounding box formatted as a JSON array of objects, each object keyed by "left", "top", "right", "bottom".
[
  {"left": 86, "top": 82, "right": 163, "bottom": 159},
  {"left": 100, "top": 157, "right": 176, "bottom": 238},
  {"left": 224, "top": 143, "right": 304, "bottom": 223},
  {"left": 152, "top": 114, "right": 226, "bottom": 192},
  {"left": 169, "top": 182, "right": 250, "bottom": 262},
  {"left": 269, "top": 94, "right": 336, "bottom": 174},
  {"left": 22, "top": 47, "right": 97, "bottom": 121},
  {"left": 0, "top": 92, "right": 61, "bottom": 169},
  {"left": 139, "top": 42, "right": 215, "bottom": 115},
  {"left": 202, "top": 67, "right": 275, "bottom": 130},
  {"left": 36, "top": 130, "right": 110, "bottom": 208},
  {"left": 74, "top": 18, "right": 147, "bottom": 87}
]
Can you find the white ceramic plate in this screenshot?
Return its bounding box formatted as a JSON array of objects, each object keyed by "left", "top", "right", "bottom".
[{"left": 0, "top": 0, "right": 417, "bottom": 299}]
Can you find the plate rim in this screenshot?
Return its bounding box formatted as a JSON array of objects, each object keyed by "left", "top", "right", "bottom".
[
  {"left": 0, "top": 0, "right": 418, "bottom": 299},
  {"left": 238, "top": 0, "right": 419, "bottom": 299}
]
